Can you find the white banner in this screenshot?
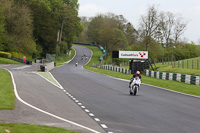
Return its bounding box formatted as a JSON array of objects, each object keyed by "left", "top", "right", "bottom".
[{"left": 119, "top": 51, "right": 148, "bottom": 59}]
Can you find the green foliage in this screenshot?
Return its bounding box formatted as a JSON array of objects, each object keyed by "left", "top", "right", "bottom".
[
  {"left": 0, "top": 69, "right": 15, "bottom": 110},
  {"left": 0, "top": 51, "right": 11, "bottom": 58},
  {"left": 0, "top": 123, "right": 79, "bottom": 133},
  {"left": 0, "top": 0, "right": 36, "bottom": 55},
  {"left": 0, "top": 57, "right": 21, "bottom": 64},
  {"left": 0, "top": 7, "right": 5, "bottom": 50},
  {"left": 10, "top": 52, "right": 32, "bottom": 60}
]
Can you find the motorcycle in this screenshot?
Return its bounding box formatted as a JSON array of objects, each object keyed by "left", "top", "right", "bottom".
[
  {"left": 130, "top": 77, "right": 141, "bottom": 96},
  {"left": 75, "top": 62, "right": 78, "bottom": 67}
]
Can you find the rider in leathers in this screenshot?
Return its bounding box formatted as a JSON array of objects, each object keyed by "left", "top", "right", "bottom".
[{"left": 129, "top": 71, "right": 142, "bottom": 88}]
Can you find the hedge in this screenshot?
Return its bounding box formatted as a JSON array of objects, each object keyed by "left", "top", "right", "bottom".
[{"left": 0, "top": 51, "right": 11, "bottom": 58}]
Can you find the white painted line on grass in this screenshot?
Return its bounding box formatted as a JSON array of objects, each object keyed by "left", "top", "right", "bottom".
[{"left": 7, "top": 69, "right": 101, "bottom": 133}]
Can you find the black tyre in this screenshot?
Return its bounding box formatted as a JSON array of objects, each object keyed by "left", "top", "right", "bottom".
[
  {"left": 130, "top": 89, "right": 133, "bottom": 95},
  {"left": 133, "top": 86, "right": 137, "bottom": 96}
]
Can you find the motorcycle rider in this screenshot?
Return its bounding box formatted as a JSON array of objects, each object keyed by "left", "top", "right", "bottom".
[
  {"left": 75, "top": 62, "right": 78, "bottom": 67},
  {"left": 129, "top": 71, "right": 142, "bottom": 88}
]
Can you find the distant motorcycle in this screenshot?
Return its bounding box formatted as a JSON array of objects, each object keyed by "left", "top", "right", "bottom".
[
  {"left": 75, "top": 62, "right": 78, "bottom": 67},
  {"left": 130, "top": 77, "right": 141, "bottom": 96}
]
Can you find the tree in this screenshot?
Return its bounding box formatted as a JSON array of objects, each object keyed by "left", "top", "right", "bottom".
[
  {"left": 174, "top": 16, "right": 188, "bottom": 44},
  {"left": 139, "top": 5, "right": 160, "bottom": 50},
  {"left": 0, "top": 7, "right": 5, "bottom": 51},
  {"left": 159, "top": 12, "right": 175, "bottom": 47},
  {"left": 0, "top": 0, "right": 36, "bottom": 54},
  {"left": 124, "top": 22, "right": 137, "bottom": 45}
]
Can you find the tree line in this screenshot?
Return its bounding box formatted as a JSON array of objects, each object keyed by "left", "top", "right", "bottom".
[
  {"left": 76, "top": 5, "right": 200, "bottom": 64},
  {"left": 0, "top": 0, "right": 83, "bottom": 58}
]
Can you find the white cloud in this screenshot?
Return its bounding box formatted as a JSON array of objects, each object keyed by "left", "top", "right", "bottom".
[{"left": 79, "top": 4, "right": 109, "bottom": 17}]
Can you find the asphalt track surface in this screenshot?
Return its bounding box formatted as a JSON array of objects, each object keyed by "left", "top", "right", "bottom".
[
  {"left": 51, "top": 45, "right": 200, "bottom": 133},
  {"left": 0, "top": 64, "right": 106, "bottom": 133}
]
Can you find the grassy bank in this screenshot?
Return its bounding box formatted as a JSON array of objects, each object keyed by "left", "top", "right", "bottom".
[
  {"left": 0, "top": 123, "right": 79, "bottom": 133},
  {"left": 0, "top": 69, "right": 15, "bottom": 110},
  {"left": 153, "top": 63, "right": 200, "bottom": 76},
  {"left": 0, "top": 57, "right": 22, "bottom": 64},
  {"left": 55, "top": 49, "right": 75, "bottom": 66}
]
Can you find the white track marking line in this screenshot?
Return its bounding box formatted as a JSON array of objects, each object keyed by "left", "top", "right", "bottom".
[
  {"left": 85, "top": 109, "right": 90, "bottom": 113},
  {"left": 6, "top": 69, "right": 100, "bottom": 133},
  {"left": 101, "top": 124, "right": 108, "bottom": 128},
  {"left": 94, "top": 118, "right": 100, "bottom": 121},
  {"left": 89, "top": 113, "right": 95, "bottom": 117}
]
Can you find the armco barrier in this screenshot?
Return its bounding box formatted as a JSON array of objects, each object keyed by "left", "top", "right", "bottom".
[{"left": 145, "top": 70, "right": 200, "bottom": 86}]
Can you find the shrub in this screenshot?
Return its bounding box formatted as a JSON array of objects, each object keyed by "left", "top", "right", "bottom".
[
  {"left": 0, "top": 51, "right": 11, "bottom": 58},
  {"left": 10, "top": 52, "right": 32, "bottom": 60}
]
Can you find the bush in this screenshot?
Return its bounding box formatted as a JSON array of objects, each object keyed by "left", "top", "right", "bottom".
[
  {"left": 10, "top": 52, "right": 32, "bottom": 60},
  {"left": 0, "top": 51, "right": 11, "bottom": 58}
]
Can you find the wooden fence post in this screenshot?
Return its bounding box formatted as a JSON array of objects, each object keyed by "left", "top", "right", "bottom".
[
  {"left": 174, "top": 58, "right": 176, "bottom": 68},
  {"left": 178, "top": 60, "right": 179, "bottom": 68},
  {"left": 187, "top": 60, "right": 189, "bottom": 69},
  {"left": 197, "top": 60, "right": 199, "bottom": 70},
  {"left": 192, "top": 60, "right": 194, "bottom": 69}
]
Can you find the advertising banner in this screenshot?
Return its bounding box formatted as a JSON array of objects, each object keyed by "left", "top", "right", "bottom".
[{"left": 119, "top": 51, "right": 148, "bottom": 59}]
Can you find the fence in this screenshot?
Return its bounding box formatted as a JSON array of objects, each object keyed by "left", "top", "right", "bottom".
[
  {"left": 93, "top": 63, "right": 131, "bottom": 74},
  {"left": 145, "top": 70, "right": 200, "bottom": 86},
  {"left": 120, "top": 61, "right": 129, "bottom": 67},
  {"left": 158, "top": 57, "right": 200, "bottom": 70}
]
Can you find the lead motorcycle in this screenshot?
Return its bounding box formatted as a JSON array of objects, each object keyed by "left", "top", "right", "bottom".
[{"left": 130, "top": 77, "right": 141, "bottom": 96}]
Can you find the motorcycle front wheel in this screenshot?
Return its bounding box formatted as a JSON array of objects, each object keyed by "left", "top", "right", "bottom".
[{"left": 133, "top": 86, "right": 137, "bottom": 96}]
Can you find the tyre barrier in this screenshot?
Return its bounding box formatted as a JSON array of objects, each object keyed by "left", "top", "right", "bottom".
[
  {"left": 145, "top": 70, "right": 200, "bottom": 86},
  {"left": 93, "top": 64, "right": 131, "bottom": 74}
]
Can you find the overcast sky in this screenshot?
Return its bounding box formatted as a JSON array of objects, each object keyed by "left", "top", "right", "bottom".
[{"left": 78, "top": 0, "right": 200, "bottom": 44}]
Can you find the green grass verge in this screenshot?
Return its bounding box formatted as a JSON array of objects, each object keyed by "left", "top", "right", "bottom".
[
  {"left": 0, "top": 123, "right": 79, "bottom": 133},
  {"left": 86, "top": 67, "right": 200, "bottom": 96},
  {"left": 72, "top": 44, "right": 200, "bottom": 97},
  {"left": 0, "top": 69, "right": 78, "bottom": 132},
  {"left": 154, "top": 63, "right": 200, "bottom": 76},
  {"left": 0, "top": 57, "right": 22, "bottom": 64},
  {"left": 35, "top": 72, "right": 60, "bottom": 88},
  {"left": 0, "top": 69, "right": 15, "bottom": 110},
  {"left": 55, "top": 49, "right": 75, "bottom": 66}
]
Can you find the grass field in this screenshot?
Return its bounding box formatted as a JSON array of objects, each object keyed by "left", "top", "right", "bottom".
[
  {"left": 0, "top": 69, "right": 15, "bottom": 110},
  {"left": 151, "top": 56, "right": 200, "bottom": 76},
  {"left": 0, "top": 123, "right": 79, "bottom": 133},
  {"left": 0, "top": 57, "right": 22, "bottom": 64}
]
